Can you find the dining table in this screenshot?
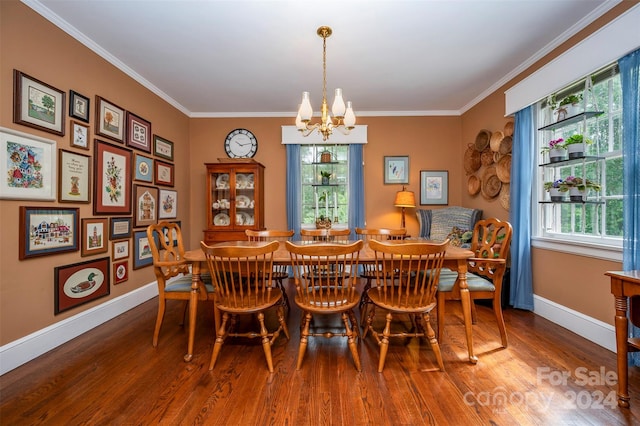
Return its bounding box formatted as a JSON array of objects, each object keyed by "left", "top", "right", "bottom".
[{"left": 182, "top": 239, "right": 477, "bottom": 364}]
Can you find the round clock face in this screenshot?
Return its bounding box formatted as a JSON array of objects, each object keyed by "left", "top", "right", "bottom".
[{"left": 224, "top": 129, "right": 257, "bottom": 158}]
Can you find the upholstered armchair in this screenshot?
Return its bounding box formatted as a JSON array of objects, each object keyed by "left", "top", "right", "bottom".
[{"left": 415, "top": 207, "right": 483, "bottom": 247}]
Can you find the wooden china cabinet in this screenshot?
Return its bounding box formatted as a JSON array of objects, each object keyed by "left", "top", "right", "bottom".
[{"left": 203, "top": 160, "right": 265, "bottom": 244}]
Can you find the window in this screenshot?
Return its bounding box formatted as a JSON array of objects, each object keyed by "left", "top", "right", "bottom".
[
  {"left": 534, "top": 64, "right": 623, "bottom": 251},
  {"left": 300, "top": 145, "right": 349, "bottom": 228}
]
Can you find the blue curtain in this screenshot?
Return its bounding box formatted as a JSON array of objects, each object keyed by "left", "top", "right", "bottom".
[
  {"left": 348, "top": 144, "right": 365, "bottom": 237},
  {"left": 508, "top": 105, "right": 535, "bottom": 310},
  {"left": 619, "top": 48, "right": 640, "bottom": 365},
  {"left": 286, "top": 144, "right": 301, "bottom": 238}
]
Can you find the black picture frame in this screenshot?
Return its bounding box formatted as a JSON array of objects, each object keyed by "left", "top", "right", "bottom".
[
  {"left": 69, "top": 90, "right": 90, "bottom": 123},
  {"left": 54, "top": 257, "right": 110, "bottom": 314}
]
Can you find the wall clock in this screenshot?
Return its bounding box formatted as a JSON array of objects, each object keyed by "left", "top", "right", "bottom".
[{"left": 224, "top": 128, "right": 257, "bottom": 158}]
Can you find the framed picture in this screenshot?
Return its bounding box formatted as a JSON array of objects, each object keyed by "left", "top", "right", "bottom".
[
  {"left": 158, "top": 189, "right": 178, "bottom": 219},
  {"left": 133, "top": 229, "right": 157, "bottom": 269},
  {"left": 13, "top": 70, "right": 66, "bottom": 136},
  {"left": 125, "top": 112, "right": 152, "bottom": 153},
  {"left": 420, "top": 170, "right": 449, "bottom": 205},
  {"left": 54, "top": 257, "right": 110, "bottom": 314},
  {"left": 154, "top": 160, "right": 174, "bottom": 187},
  {"left": 113, "top": 260, "right": 129, "bottom": 285},
  {"left": 133, "top": 153, "right": 154, "bottom": 183},
  {"left": 162, "top": 220, "right": 181, "bottom": 246},
  {"left": 109, "top": 217, "right": 132, "bottom": 240},
  {"left": 1, "top": 126, "right": 56, "bottom": 200},
  {"left": 58, "top": 149, "right": 91, "bottom": 203},
  {"left": 153, "top": 135, "right": 174, "bottom": 161},
  {"left": 69, "top": 90, "right": 90, "bottom": 123},
  {"left": 133, "top": 184, "right": 158, "bottom": 228},
  {"left": 70, "top": 121, "right": 90, "bottom": 150},
  {"left": 94, "top": 140, "right": 132, "bottom": 215},
  {"left": 81, "top": 217, "right": 109, "bottom": 257},
  {"left": 384, "top": 156, "right": 409, "bottom": 184},
  {"left": 95, "top": 96, "right": 125, "bottom": 143},
  {"left": 112, "top": 239, "right": 129, "bottom": 260},
  {"left": 19, "top": 206, "right": 79, "bottom": 260}
]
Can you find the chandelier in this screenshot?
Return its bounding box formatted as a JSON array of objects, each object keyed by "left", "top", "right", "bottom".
[{"left": 295, "top": 26, "right": 356, "bottom": 141}]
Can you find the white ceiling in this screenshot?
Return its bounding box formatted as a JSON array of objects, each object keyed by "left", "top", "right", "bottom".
[{"left": 25, "top": 0, "right": 618, "bottom": 118}]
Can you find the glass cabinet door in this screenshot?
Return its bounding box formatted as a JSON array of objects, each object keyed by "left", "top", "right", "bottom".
[
  {"left": 211, "top": 172, "right": 231, "bottom": 227},
  {"left": 234, "top": 172, "right": 255, "bottom": 226}
]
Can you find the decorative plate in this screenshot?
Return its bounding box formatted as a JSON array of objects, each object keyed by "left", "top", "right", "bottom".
[
  {"left": 236, "top": 195, "right": 251, "bottom": 208},
  {"left": 213, "top": 213, "right": 230, "bottom": 226},
  {"left": 236, "top": 173, "right": 248, "bottom": 189},
  {"left": 216, "top": 174, "right": 229, "bottom": 189}
]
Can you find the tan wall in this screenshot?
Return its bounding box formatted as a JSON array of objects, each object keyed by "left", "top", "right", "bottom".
[
  {"left": 0, "top": 0, "right": 633, "bottom": 347},
  {"left": 0, "top": 1, "right": 190, "bottom": 344}
]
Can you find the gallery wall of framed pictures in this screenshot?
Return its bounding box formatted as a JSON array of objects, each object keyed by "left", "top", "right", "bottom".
[{"left": 5, "top": 67, "right": 180, "bottom": 313}]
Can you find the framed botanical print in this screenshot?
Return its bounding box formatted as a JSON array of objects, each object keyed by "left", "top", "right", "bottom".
[
  {"left": 54, "top": 257, "right": 110, "bottom": 314},
  {"left": 58, "top": 149, "right": 91, "bottom": 203},
  {"left": 95, "top": 96, "right": 125, "bottom": 143},
  {"left": 19, "top": 206, "right": 79, "bottom": 260},
  {"left": 133, "top": 184, "right": 158, "bottom": 228},
  {"left": 133, "top": 153, "right": 153, "bottom": 183},
  {"left": 420, "top": 170, "right": 449, "bottom": 205},
  {"left": 113, "top": 260, "right": 129, "bottom": 284},
  {"left": 69, "top": 90, "right": 90, "bottom": 123},
  {"left": 158, "top": 189, "right": 177, "bottom": 219},
  {"left": 81, "top": 217, "right": 109, "bottom": 256},
  {"left": 70, "top": 121, "right": 90, "bottom": 150},
  {"left": 384, "top": 156, "right": 409, "bottom": 185},
  {"left": 133, "top": 229, "right": 157, "bottom": 269},
  {"left": 13, "top": 70, "right": 66, "bottom": 136},
  {"left": 109, "top": 217, "right": 132, "bottom": 240},
  {"left": 126, "top": 112, "right": 151, "bottom": 153},
  {"left": 153, "top": 135, "right": 174, "bottom": 161},
  {"left": 1, "top": 126, "right": 57, "bottom": 200},
  {"left": 154, "top": 160, "right": 174, "bottom": 187},
  {"left": 94, "top": 140, "right": 132, "bottom": 215}
]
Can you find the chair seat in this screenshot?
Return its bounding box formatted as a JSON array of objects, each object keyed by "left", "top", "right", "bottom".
[
  {"left": 165, "top": 274, "right": 214, "bottom": 293},
  {"left": 217, "top": 289, "right": 284, "bottom": 313},
  {"left": 437, "top": 272, "right": 495, "bottom": 293},
  {"left": 368, "top": 290, "right": 437, "bottom": 313},
  {"left": 295, "top": 291, "right": 360, "bottom": 313}
]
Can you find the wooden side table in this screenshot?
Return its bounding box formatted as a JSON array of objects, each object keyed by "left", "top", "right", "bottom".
[{"left": 606, "top": 270, "right": 640, "bottom": 408}]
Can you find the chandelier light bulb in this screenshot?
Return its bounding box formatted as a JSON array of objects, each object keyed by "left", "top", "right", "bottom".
[
  {"left": 299, "top": 92, "right": 313, "bottom": 122},
  {"left": 332, "top": 88, "right": 346, "bottom": 118},
  {"left": 344, "top": 101, "right": 356, "bottom": 128}
]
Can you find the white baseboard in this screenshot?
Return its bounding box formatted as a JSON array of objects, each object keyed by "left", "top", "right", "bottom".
[
  {"left": 533, "top": 294, "right": 616, "bottom": 353},
  {"left": 0, "top": 282, "right": 157, "bottom": 376}
]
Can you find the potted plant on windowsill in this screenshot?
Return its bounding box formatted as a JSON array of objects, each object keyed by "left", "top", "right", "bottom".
[
  {"left": 544, "top": 179, "right": 570, "bottom": 201},
  {"left": 541, "top": 137, "right": 566, "bottom": 163},
  {"left": 315, "top": 214, "right": 332, "bottom": 229},
  {"left": 556, "top": 94, "right": 583, "bottom": 120},
  {"left": 564, "top": 134, "right": 593, "bottom": 159},
  {"left": 564, "top": 176, "right": 601, "bottom": 201},
  {"left": 320, "top": 170, "right": 331, "bottom": 185}
]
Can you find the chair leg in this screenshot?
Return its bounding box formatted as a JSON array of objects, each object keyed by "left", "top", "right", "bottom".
[
  {"left": 179, "top": 300, "right": 189, "bottom": 326},
  {"left": 423, "top": 312, "right": 445, "bottom": 372},
  {"left": 275, "top": 278, "right": 290, "bottom": 312},
  {"left": 209, "top": 312, "right": 229, "bottom": 370},
  {"left": 342, "top": 312, "right": 362, "bottom": 372},
  {"left": 493, "top": 296, "right": 508, "bottom": 347},
  {"left": 348, "top": 309, "right": 360, "bottom": 339},
  {"left": 277, "top": 305, "right": 290, "bottom": 340},
  {"left": 362, "top": 305, "right": 375, "bottom": 339},
  {"left": 257, "top": 312, "right": 274, "bottom": 373},
  {"left": 359, "top": 278, "right": 372, "bottom": 324},
  {"left": 152, "top": 298, "right": 166, "bottom": 347},
  {"left": 296, "top": 311, "right": 312, "bottom": 370},
  {"left": 470, "top": 300, "right": 478, "bottom": 323},
  {"left": 437, "top": 292, "right": 445, "bottom": 342},
  {"left": 378, "top": 312, "right": 393, "bottom": 372}
]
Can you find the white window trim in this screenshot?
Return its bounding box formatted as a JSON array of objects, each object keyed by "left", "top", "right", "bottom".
[{"left": 531, "top": 236, "right": 622, "bottom": 262}]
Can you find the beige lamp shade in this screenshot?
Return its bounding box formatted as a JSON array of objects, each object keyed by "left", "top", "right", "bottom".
[{"left": 394, "top": 189, "right": 416, "bottom": 208}]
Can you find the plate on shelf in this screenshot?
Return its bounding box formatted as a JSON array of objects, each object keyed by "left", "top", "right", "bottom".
[
  {"left": 213, "top": 213, "right": 230, "bottom": 226},
  {"left": 236, "top": 195, "right": 251, "bottom": 208},
  {"left": 216, "top": 174, "right": 229, "bottom": 189},
  {"left": 236, "top": 174, "right": 248, "bottom": 189},
  {"left": 236, "top": 212, "right": 254, "bottom": 226},
  {"left": 247, "top": 174, "right": 254, "bottom": 188}
]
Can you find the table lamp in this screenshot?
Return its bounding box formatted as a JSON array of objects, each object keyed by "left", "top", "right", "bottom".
[{"left": 394, "top": 186, "right": 416, "bottom": 228}]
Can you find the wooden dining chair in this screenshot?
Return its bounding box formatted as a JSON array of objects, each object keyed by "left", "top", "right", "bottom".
[
  {"left": 200, "top": 240, "right": 290, "bottom": 372},
  {"left": 436, "top": 218, "right": 513, "bottom": 347},
  {"left": 300, "top": 228, "right": 351, "bottom": 242},
  {"left": 246, "top": 229, "right": 294, "bottom": 311},
  {"left": 354, "top": 227, "right": 407, "bottom": 322},
  {"left": 285, "top": 240, "right": 364, "bottom": 371},
  {"left": 362, "top": 239, "right": 449, "bottom": 372},
  {"left": 147, "top": 221, "right": 214, "bottom": 347}
]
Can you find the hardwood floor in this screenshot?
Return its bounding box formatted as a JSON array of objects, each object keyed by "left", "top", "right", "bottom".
[{"left": 2, "top": 280, "right": 640, "bottom": 425}]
